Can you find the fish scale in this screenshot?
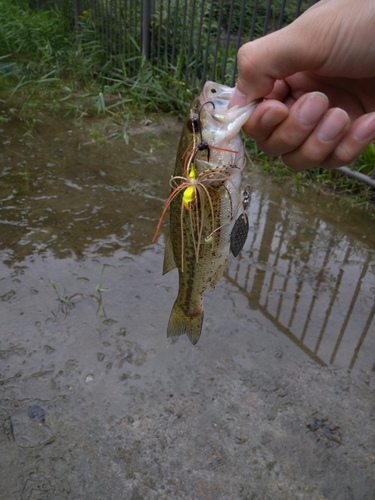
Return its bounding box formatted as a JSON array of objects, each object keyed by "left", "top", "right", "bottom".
[{"left": 155, "top": 81, "right": 258, "bottom": 344}]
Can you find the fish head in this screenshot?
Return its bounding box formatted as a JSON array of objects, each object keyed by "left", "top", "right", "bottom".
[{"left": 196, "top": 81, "right": 259, "bottom": 169}]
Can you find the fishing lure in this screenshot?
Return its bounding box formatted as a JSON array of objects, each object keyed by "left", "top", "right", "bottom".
[
  {"left": 153, "top": 80, "right": 258, "bottom": 344},
  {"left": 152, "top": 100, "right": 242, "bottom": 266}
]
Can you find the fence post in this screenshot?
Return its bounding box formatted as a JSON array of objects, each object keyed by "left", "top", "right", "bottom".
[
  {"left": 73, "top": 0, "right": 82, "bottom": 28},
  {"left": 142, "top": 0, "right": 152, "bottom": 60},
  {"left": 74, "top": 0, "right": 82, "bottom": 31}
]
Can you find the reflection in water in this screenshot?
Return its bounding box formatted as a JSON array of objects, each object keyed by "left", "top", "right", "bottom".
[
  {"left": 0, "top": 106, "right": 374, "bottom": 373},
  {"left": 2, "top": 107, "right": 375, "bottom": 499},
  {"left": 225, "top": 186, "right": 375, "bottom": 372},
  {"left": 0, "top": 112, "right": 179, "bottom": 262}
]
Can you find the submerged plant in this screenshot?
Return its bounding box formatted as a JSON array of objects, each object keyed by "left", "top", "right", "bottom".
[{"left": 49, "top": 280, "right": 74, "bottom": 315}]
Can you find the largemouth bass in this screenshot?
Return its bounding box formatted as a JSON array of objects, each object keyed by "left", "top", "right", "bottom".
[{"left": 153, "top": 81, "right": 258, "bottom": 345}]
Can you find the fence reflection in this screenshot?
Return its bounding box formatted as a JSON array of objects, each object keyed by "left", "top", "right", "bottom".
[{"left": 225, "top": 188, "right": 375, "bottom": 372}]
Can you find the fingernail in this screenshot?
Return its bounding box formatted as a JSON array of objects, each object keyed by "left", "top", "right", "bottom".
[
  {"left": 260, "top": 107, "right": 288, "bottom": 129},
  {"left": 317, "top": 108, "right": 349, "bottom": 142},
  {"left": 229, "top": 87, "right": 247, "bottom": 109},
  {"left": 298, "top": 92, "right": 328, "bottom": 127},
  {"left": 353, "top": 113, "right": 375, "bottom": 141}
]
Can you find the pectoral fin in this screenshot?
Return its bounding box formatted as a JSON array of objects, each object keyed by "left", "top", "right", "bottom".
[{"left": 162, "top": 234, "right": 177, "bottom": 275}]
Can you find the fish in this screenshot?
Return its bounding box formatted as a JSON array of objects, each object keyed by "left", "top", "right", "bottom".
[{"left": 152, "top": 81, "right": 258, "bottom": 345}]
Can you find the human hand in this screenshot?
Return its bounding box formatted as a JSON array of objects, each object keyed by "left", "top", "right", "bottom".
[{"left": 230, "top": 0, "right": 375, "bottom": 170}]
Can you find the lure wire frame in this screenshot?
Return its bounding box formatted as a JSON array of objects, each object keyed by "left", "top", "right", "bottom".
[{"left": 152, "top": 99, "right": 247, "bottom": 269}]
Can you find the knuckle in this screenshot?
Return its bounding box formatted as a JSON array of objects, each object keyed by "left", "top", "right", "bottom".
[
  {"left": 282, "top": 145, "right": 324, "bottom": 170},
  {"left": 237, "top": 43, "right": 255, "bottom": 74},
  {"left": 322, "top": 143, "right": 360, "bottom": 168},
  {"left": 301, "top": 148, "right": 328, "bottom": 167},
  {"left": 332, "top": 144, "right": 358, "bottom": 165}
]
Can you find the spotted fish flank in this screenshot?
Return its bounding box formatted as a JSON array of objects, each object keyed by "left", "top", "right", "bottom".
[{"left": 153, "top": 81, "right": 258, "bottom": 344}]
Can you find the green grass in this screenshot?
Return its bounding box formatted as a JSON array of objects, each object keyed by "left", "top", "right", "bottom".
[
  {"left": 0, "top": 0, "right": 108, "bottom": 80},
  {"left": 244, "top": 134, "right": 375, "bottom": 208},
  {"left": 1, "top": 0, "right": 374, "bottom": 209}
]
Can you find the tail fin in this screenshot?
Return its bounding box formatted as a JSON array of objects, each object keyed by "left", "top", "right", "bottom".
[{"left": 167, "top": 301, "right": 204, "bottom": 345}]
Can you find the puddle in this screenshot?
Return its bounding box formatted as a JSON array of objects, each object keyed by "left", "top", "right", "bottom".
[
  {"left": 0, "top": 105, "right": 375, "bottom": 499},
  {"left": 225, "top": 180, "right": 375, "bottom": 372}
]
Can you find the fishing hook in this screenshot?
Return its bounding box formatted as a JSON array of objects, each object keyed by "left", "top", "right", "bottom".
[{"left": 195, "top": 100, "right": 215, "bottom": 162}]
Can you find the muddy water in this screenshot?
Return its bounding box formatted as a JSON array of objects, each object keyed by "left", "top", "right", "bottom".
[{"left": 0, "top": 107, "right": 375, "bottom": 500}]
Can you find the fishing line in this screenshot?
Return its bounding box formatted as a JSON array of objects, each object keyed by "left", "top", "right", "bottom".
[
  {"left": 195, "top": 100, "right": 215, "bottom": 162},
  {"left": 204, "top": 222, "right": 230, "bottom": 244}
]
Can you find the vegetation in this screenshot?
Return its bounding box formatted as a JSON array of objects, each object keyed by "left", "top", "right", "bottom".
[
  {"left": 212, "top": 0, "right": 307, "bottom": 35},
  {"left": 0, "top": 0, "right": 374, "bottom": 206},
  {"left": 0, "top": 0, "right": 311, "bottom": 107},
  {"left": 245, "top": 136, "right": 375, "bottom": 208}
]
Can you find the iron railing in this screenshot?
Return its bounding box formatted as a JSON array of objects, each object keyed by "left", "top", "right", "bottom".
[
  {"left": 29, "top": 0, "right": 315, "bottom": 87},
  {"left": 23, "top": 0, "right": 375, "bottom": 186}
]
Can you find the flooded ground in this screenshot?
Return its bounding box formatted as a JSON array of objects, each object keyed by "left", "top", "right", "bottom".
[{"left": 1, "top": 103, "right": 375, "bottom": 500}]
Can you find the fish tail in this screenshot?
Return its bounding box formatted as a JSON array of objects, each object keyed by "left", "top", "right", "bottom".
[{"left": 167, "top": 301, "right": 204, "bottom": 345}]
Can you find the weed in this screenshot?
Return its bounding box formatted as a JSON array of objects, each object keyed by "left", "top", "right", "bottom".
[
  {"left": 48, "top": 267, "right": 111, "bottom": 325},
  {"left": 95, "top": 265, "right": 108, "bottom": 293},
  {"left": 0, "top": 0, "right": 373, "bottom": 208},
  {"left": 22, "top": 166, "right": 30, "bottom": 182},
  {"left": 354, "top": 142, "right": 375, "bottom": 177},
  {"left": 22, "top": 117, "right": 40, "bottom": 139},
  {"left": 49, "top": 279, "right": 74, "bottom": 313},
  {"left": 112, "top": 113, "right": 132, "bottom": 144},
  {"left": 251, "top": 142, "right": 375, "bottom": 209},
  {"left": 94, "top": 265, "right": 109, "bottom": 330}
]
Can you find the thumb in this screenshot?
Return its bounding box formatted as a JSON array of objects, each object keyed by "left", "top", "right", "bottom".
[
  {"left": 230, "top": 0, "right": 375, "bottom": 107},
  {"left": 233, "top": 25, "right": 325, "bottom": 104}
]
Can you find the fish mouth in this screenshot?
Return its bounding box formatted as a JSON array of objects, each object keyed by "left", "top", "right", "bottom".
[
  {"left": 202, "top": 81, "right": 235, "bottom": 108},
  {"left": 200, "top": 81, "right": 258, "bottom": 141}
]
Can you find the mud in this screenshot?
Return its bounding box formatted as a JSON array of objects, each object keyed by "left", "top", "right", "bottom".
[{"left": 0, "top": 104, "right": 374, "bottom": 499}]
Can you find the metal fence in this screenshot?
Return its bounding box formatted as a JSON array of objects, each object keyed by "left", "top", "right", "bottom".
[
  {"left": 31, "top": 0, "right": 317, "bottom": 87},
  {"left": 27, "top": 0, "right": 375, "bottom": 186}
]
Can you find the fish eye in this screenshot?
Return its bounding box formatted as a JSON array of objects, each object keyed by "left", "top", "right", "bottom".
[{"left": 211, "top": 88, "right": 217, "bottom": 93}]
